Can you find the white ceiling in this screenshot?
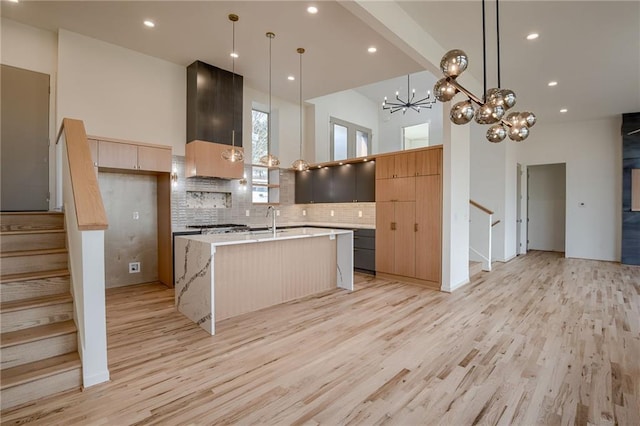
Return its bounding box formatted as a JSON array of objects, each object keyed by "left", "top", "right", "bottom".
[{"left": 2, "top": 1, "right": 639, "bottom": 125}]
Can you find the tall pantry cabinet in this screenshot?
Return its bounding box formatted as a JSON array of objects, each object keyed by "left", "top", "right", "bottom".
[{"left": 375, "top": 147, "right": 442, "bottom": 289}]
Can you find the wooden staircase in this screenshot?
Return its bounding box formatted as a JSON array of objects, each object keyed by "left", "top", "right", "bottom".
[{"left": 0, "top": 212, "right": 81, "bottom": 411}]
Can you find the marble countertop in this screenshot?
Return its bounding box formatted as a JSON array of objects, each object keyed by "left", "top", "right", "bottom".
[
  {"left": 174, "top": 227, "right": 353, "bottom": 247},
  {"left": 173, "top": 222, "right": 374, "bottom": 233}
]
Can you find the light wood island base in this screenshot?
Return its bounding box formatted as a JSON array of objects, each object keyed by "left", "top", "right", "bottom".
[{"left": 174, "top": 228, "right": 353, "bottom": 334}]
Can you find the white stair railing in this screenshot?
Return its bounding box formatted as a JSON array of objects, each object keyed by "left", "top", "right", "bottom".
[{"left": 469, "top": 200, "right": 498, "bottom": 272}]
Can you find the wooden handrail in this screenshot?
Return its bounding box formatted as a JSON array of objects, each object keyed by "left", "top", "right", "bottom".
[
  {"left": 469, "top": 199, "right": 494, "bottom": 215},
  {"left": 59, "top": 118, "right": 108, "bottom": 231}
]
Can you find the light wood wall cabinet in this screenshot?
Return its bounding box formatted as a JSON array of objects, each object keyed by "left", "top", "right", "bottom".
[
  {"left": 185, "top": 140, "right": 243, "bottom": 179},
  {"left": 375, "top": 146, "right": 442, "bottom": 290},
  {"left": 90, "top": 138, "right": 172, "bottom": 173},
  {"left": 86, "top": 135, "right": 173, "bottom": 288}
]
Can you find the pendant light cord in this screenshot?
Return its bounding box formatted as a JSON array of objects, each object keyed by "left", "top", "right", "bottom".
[
  {"left": 496, "top": 0, "right": 501, "bottom": 88},
  {"left": 482, "top": 0, "right": 487, "bottom": 100},
  {"left": 268, "top": 33, "right": 273, "bottom": 160},
  {"left": 299, "top": 49, "right": 303, "bottom": 158},
  {"left": 231, "top": 18, "right": 236, "bottom": 148}
]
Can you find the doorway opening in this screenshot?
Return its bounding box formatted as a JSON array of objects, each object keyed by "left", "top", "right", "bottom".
[
  {"left": 526, "top": 163, "right": 566, "bottom": 254},
  {"left": 402, "top": 122, "right": 430, "bottom": 150}
]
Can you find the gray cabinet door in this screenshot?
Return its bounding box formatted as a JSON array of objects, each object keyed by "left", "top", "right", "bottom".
[{"left": 1, "top": 65, "right": 50, "bottom": 211}]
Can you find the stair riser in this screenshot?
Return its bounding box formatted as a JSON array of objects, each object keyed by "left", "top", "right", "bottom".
[
  {"left": 1, "top": 253, "right": 68, "bottom": 275},
  {"left": 1, "top": 232, "right": 66, "bottom": 252},
  {"left": 0, "top": 367, "right": 81, "bottom": 411},
  {"left": 0, "top": 214, "right": 64, "bottom": 233},
  {"left": 1, "top": 333, "right": 77, "bottom": 369},
  {"left": 0, "top": 276, "right": 70, "bottom": 303},
  {"left": 1, "top": 303, "right": 74, "bottom": 334}
]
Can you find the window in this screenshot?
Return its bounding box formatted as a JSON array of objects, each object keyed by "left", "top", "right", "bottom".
[
  {"left": 329, "top": 117, "right": 372, "bottom": 161},
  {"left": 403, "top": 122, "right": 430, "bottom": 150},
  {"left": 251, "top": 108, "right": 279, "bottom": 204}
]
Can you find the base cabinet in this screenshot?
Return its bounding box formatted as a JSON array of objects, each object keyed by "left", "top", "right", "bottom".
[{"left": 353, "top": 228, "right": 375, "bottom": 274}]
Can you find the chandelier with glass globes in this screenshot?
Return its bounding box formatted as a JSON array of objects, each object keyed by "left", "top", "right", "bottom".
[{"left": 432, "top": 0, "right": 536, "bottom": 143}]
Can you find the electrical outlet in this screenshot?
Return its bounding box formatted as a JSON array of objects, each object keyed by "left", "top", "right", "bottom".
[
  {"left": 129, "top": 262, "right": 140, "bottom": 273},
  {"left": 276, "top": 210, "right": 280, "bottom": 216},
  {"left": 133, "top": 211, "right": 139, "bottom": 220},
  {"left": 358, "top": 210, "right": 363, "bottom": 218},
  {"left": 331, "top": 210, "right": 334, "bottom": 217},
  {"left": 245, "top": 210, "right": 250, "bottom": 217},
  {"left": 302, "top": 210, "right": 306, "bottom": 216}
]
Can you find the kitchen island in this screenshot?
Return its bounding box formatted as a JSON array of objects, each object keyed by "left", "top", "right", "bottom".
[{"left": 174, "top": 227, "right": 353, "bottom": 335}]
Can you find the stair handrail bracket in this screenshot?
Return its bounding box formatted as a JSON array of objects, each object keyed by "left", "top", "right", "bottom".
[
  {"left": 55, "top": 118, "right": 110, "bottom": 388},
  {"left": 469, "top": 199, "right": 494, "bottom": 272}
]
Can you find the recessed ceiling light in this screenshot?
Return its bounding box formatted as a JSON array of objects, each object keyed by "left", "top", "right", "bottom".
[
  {"left": 548, "top": 81, "right": 558, "bottom": 87},
  {"left": 526, "top": 33, "right": 539, "bottom": 40},
  {"left": 368, "top": 46, "right": 377, "bottom": 53},
  {"left": 363, "top": 158, "right": 368, "bottom": 162},
  {"left": 560, "top": 108, "right": 568, "bottom": 113},
  {"left": 339, "top": 162, "right": 343, "bottom": 165},
  {"left": 317, "top": 165, "right": 322, "bottom": 168},
  {"left": 288, "top": 75, "right": 295, "bottom": 81},
  {"left": 143, "top": 20, "right": 155, "bottom": 28},
  {"left": 230, "top": 52, "right": 239, "bottom": 58},
  {"left": 307, "top": 6, "right": 318, "bottom": 14}
]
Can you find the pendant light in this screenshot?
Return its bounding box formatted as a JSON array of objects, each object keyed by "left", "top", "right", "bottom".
[
  {"left": 259, "top": 32, "right": 280, "bottom": 167},
  {"left": 291, "top": 47, "right": 310, "bottom": 171},
  {"left": 221, "top": 14, "right": 244, "bottom": 162},
  {"left": 433, "top": 0, "right": 536, "bottom": 143}
]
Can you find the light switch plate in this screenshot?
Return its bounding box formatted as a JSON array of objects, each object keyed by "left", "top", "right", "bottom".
[
  {"left": 358, "top": 210, "right": 362, "bottom": 217},
  {"left": 245, "top": 210, "right": 250, "bottom": 216},
  {"left": 133, "top": 211, "right": 139, "bottom": 220}
]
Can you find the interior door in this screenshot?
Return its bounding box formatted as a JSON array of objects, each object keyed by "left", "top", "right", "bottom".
[
  {"left": 527, "top": 163, "right": 566, "bottom": 252},
  {"left": 1, "top": 65, "right": 50, "bottom": 211},
  {"left": 516, "top": 163, "right": 522, "bottom": 254}
]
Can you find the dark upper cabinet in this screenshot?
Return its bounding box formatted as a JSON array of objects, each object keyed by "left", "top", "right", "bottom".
[
  {"left": 295, "top": 161, "right": 376, "bottom": 204},
  {"left": 312, "top": 167, "right": 333, "bottom": 203},
  {"left": 355, "top": 161, "right": 376, "bottom": 202},
  {"left": 333, "top": 164, "right": 356, "bottom": 202},
  {"left": 187, "top": 60, "right": 243, "bottom": 146},
  {"left": 295, "top": 170, "right": 314, "bottom": 204}
]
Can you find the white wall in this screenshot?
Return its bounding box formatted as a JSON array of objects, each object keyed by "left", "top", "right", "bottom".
[
  {"left": 1, "top": 18, "right": 59, "bottom": 208},
  {"left": 442, "top": 120, "right": 471, "bottom": 292},
  {"left": 57, "top": 30, "right": 186, "bottom": 154},
  {"left": 308, "top": 89, "right": 379, "bottom": 163},
  {"left": 517, "top": 117, "right": 622, "bottom": 261},
  {"left": 377, "top": 105, "right": 443, "bottom": 154}
]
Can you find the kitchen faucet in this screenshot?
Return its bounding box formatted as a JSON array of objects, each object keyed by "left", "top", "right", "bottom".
[{"left": 266, "top": 205, "right": 277, "bottom": 237}]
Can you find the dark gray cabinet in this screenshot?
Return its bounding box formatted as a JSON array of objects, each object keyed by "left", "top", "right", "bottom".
[
  {"left": 333, "top": 164, "right": 356, "bottom": 203},
  {"left": 187, "top": 60, "right": 243, "bottom": 146},
  {"left": 295, "top": 170, "right": 314, "bottom": 204},
  {"left": 295, "top": 161, "right": 375, "bottom": 204},
  {"left": 312, "top": 167, "right": 333, "bottom": 203},
  {"left": 354, "top": 228, "right": 375, "bottom": 274},
  {"left": 355, "top": 161, "right": 376, "bottom": 202}
]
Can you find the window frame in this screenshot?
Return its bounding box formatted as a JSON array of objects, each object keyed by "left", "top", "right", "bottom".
[{"left": 329, "top": 116, "right": 372, "bottom": 161}]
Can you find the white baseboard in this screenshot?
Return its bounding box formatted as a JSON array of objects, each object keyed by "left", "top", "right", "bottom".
[{"left": 83, "top": 370, "right": 110, "bottom": 388}]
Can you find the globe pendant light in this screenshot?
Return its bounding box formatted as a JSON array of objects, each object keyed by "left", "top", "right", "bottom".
[
  {"left": 259, "top": 32, "right": 280, "bottom": 167},
  {"left": 433, "top": 0, "right": 536, "bottom": 143},
  {"left": 291, "top": 47, "right": 310, "bottom": 171},
  {"left": 221, "top": 14, "right": 244, "bottom": 162}
]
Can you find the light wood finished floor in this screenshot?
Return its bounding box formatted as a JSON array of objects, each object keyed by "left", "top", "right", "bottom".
[{"left": 1, "top": 251, "right": 639, "bottom": 425}]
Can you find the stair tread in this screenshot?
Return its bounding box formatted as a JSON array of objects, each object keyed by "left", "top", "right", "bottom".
[
  {"left": 0, "top": 269, "right": 70, "bottom": 284},
  {"left": 1, "top": 320, "right": 76, "bottom": 349},
  {"left": 0, "top": 247, "right": 68, "bottom": 258},
  {"left": 0, "top": 229, "right": 65, "bottom": 236},
  {"left": 1, "top": 293, "right": 73, "bottom": 313},
  {"left": 0, "top": 352, "right": 80, "bottom": 390}
]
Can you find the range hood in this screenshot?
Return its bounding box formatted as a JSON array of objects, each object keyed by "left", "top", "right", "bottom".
[{"left": 186, "top": 60, "right": 244, "bottom": 179}]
